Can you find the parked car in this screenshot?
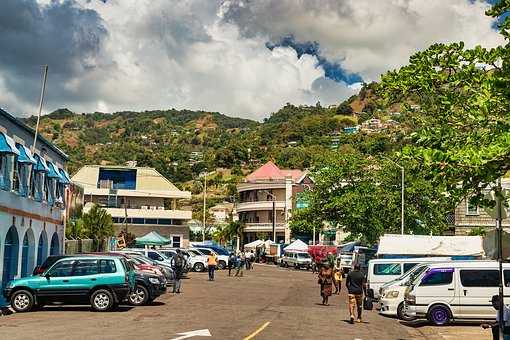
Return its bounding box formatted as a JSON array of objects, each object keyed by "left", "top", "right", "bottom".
[
  {"left": 280, "top": 250, "right": 312, "bottom": 269},
  {"left": 127, "top": 270, "right": 166, "bottom": 306},
  {"left": 404, "top": 260, "right": 510, "bottom": 325},
  {"left": 4, "top": 256, "right": 136, "bottom": 312},
  {"left": 191, "top": 244, "right": 230, "bottom": 256},
  {"left": 116, "top": 251, "right": 175, "bottom": 283},
  {"left": 182, "top": 249, "right": 208, "bottom": 272},
  {"left": 193, "top": 247, "right": 228, "bottom": 270}
]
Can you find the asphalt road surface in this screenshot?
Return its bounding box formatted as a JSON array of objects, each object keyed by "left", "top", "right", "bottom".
[{"left": 0, "top": 264, "right": 489, "bottom": 340}]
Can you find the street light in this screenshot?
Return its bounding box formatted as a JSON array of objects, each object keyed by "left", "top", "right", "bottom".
[
  {"left": 262, "top": 190, "right": 277, "bottom": 242},
  {"left": 382, "top": 157, "right": 405, "bottom": 235}
]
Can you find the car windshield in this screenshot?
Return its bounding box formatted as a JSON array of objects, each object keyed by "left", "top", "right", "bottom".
[{"left": 405, "top": 265, "right": 429, "bottom": 285}]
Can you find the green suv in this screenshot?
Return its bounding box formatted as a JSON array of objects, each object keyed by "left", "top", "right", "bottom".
[{"left": 3, "top": 256, "right": 136, "bottom": 312}]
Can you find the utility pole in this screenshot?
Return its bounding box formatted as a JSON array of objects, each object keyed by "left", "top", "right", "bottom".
[
  {"left": 124, "top": 200, "right": 128, "bottom": 234},
  {"left": 272, "top": 198, "right": 276, "bottom": 242},
  {"left": 202, "top": 169, "right": 207, "bottom": 242},
  {"left": 496, "top": 178, "right": 504, "bottom": 340},
  {"left": 32, "top": 65, "right": 49, "bottom": 153}
]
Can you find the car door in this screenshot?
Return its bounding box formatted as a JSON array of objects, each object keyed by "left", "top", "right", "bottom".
[
  {"left": 415, "top": 267, "right": 458, "bottom": 314},
  {"left": 70, "top": 259, "right": 101, "bottom": 299},
  {"left": 38, "top": 259, "right": 77, "bottom": 302},
  {"left": 458, "top": 268, "right": 499, "bottom": 319}
]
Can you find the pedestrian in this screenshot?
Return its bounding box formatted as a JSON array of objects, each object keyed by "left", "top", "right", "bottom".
[
  {"left": 481, "top": 295, "right": 510, "bottom": 340},
  {"left": 207, "top": 252, "right": 218, "bottom": 281},
  {"left": 346, "top": 264, "right": 366, "bottom": 324},
  {"left": 228, "top": 252, "right": 236, "bottom": 276},
  {"left": 318, "top": 262, "right": 333, "bottom": 305},
  {"left": 245, "top": 251, "right": 251, "bottom": 270},
  {"left": 171, "top": 249, "right": 186, "bottom": 293},
  {"left": 333, "top": 260, "right": 343, "bottom": 294},
  {"left": 235, "top": 252, "right": 244, "bottom": 277}
]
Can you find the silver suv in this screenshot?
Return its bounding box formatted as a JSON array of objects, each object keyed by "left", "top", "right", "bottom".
[{"left": 280, "top": 251, "right": 312, "bottom": 270}]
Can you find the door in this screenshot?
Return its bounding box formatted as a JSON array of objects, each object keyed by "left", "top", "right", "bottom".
[
  {"left": 70, "top": 259, "right": 101, "bottom": 299},
  {"left": 38, "top": 259, "right": 77, "bottom": 302},
  {"left": 415, "top": 268, "right": 457, "bottom": 314},
  {"left": 458, "top": 268, "right": 499, "bottom": 319}
]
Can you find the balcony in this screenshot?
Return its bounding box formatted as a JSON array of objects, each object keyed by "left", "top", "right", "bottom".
[
  {"left": 244, "top": 223, "right": 286, "bottom": 232},
  {"left": 85, "top": 206, "right": 192, "bottom": 220},
  {"left": 236, "top": 200, "right": 286, "bottom": 212}
]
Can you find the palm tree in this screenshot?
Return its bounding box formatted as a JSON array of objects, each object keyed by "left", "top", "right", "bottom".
[{"left": 82, "top": 204, "right": 114, "bottom": 251}]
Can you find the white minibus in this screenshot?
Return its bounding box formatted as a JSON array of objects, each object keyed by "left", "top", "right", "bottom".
[
  {"left": 404, "top": 261, "right": 510, "bottom": 325},
  {"left": 367, "top": 257, "right": 451, "bottom": 299}
]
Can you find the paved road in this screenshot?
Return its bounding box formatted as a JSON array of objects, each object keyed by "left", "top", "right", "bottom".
[{"left": 0, "top": 264, "right": 489, "bottom": 339}]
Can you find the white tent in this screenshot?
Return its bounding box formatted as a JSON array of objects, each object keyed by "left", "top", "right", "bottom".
[
  {"left": 377, "top": 234, "right": 485, "bottom": 257},
  {"left": 244, "top": 240, "right": 264, "bottom": 250},
  {"left": 285, "top": 239, "right": 309, "bottom": 252}
]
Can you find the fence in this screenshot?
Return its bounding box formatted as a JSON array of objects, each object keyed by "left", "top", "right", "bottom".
[{"left": 65, "top": 237, "right": 116, "bottom": 254}]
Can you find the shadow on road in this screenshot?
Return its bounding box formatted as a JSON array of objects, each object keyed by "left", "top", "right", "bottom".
[
  {"left": 38, "top": 305, "right": 134, "bottom": 313},
  {"left": 400, "top": 320, "right": 483, "bottom": 328}
]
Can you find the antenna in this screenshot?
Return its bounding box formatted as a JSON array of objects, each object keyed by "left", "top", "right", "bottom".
[{"left": 32, "top": 65, "right": 49, "bottom": 153}]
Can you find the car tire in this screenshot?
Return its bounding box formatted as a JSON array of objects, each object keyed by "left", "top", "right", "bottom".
[
  {"left": 10, "top": 290, "right": 34, "bottom": 313},
  {"left": 194, "top": 262, "right": 205, "bottom": 272},
  {"left": 397, "top": 302, "right": 415, "bottom": 321},
  {"left": 427, "top": 304, "right": 451, "bottom": 326},
  {"left": 90, "top": 289, "right": 114, "bottom": 312},
  {"left": 294, "top": 263, "right": 299, "bottom": 270},
  {"left": 217, "top": 261, "right": 226, "bottom": 270},
  {"left": 128, "top": 284, "right": 149, "bottom": 306}
]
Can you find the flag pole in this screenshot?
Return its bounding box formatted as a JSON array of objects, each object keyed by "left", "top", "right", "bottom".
[{"left": 32, "top": 65, "right": 49, "bottom": 153}]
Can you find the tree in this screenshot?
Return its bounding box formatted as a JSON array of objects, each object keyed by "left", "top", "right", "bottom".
[
  {"left": 82, "top": 204, "right": 114, "bottom": 251},
  {"left": 336, "top": 102, "right": 353, "bottom": 115},
  {"left": 66, "top": 218, "right": 84, "bottom": 239}
]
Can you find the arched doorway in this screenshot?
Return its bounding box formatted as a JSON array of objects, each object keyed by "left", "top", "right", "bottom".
[
  {"left": 37, "top": 231, "right": 48, "bottom": 266},
  {"left": 2, "top": 226, "right": 19, "bottom": 288},
  {"left": 21, "top": 229, "right": 35, "bottom": 277},
  {"left": 50, "top": 232, "right": 59, "bottom": 255}
]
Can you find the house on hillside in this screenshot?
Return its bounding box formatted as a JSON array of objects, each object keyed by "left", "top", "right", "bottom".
[
  {"left": 72, "top": 165, "right": 192, "bottom": 247},
  {"left": 236, "top": 161, "right": 313, "bottom": 244},
  {"left": 209, "top": 202, "right": 235, "bottom": 225}
]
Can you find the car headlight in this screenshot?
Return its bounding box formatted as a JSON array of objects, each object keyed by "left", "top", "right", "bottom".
[
  {"left": 386, "top": 290, "right": 399, "bottom": 298},
  {"left": 149, "top": 277, "right": 160, "bottom": 284}
]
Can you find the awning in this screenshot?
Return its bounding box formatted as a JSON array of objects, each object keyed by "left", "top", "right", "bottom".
[
  {"left": 15, "top": 143, "right": 36, "bottom": 164},
  {"left": 46, "top": 161, "right": 62, "bottom": 179},
  {"left": 135, "top": 231, "right": 171, "bottom": 246},
  {"left": 58, "top": 168, "right": 71, "bottom": 184},
  {"left": 0, "top": 132, "right": 20, "bottom": 155},
  {"left": 33, "top": 154, "right": 50, "bottom": 172}
]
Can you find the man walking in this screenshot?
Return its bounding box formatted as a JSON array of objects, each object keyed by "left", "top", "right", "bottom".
[
  {"left": 207, "top": 252, "right": 218, "bottom": 281},
  {"left": 228, "top": 252, "right": 236, "bottom": 276},
  {"left": 235, "top": 252, "right": 244, "bottom": 277},
  {"left": 346, "top": 264, "right": 366, "bottom": 324},
  {"left": 171, "top": 249, "right": 186, "bottom": 294}
]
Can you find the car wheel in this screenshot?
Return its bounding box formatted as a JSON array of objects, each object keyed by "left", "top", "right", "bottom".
[
  {"left": 217, "top": 261, "right": 226, "bottom": 270},
  {"left": 194, "top": 262, "right": 205, "bottom": 272},
  {"left": 397, "top": 302, "right": 415, "bottom": 321},
  {"left": 128, "top": 285, "right": 149, "bottom": 306},
  {"left": 427, "top": 304, "right": 451, "bottom": 326},
  {"left": 90, "top": 289, "right": 114, "bottom": 312},
  {"left": 294, "top": 263, "right": 299, "bottom": 270},
  {"left": 11, "top": 290, "right": 34, "bottom": 313}
]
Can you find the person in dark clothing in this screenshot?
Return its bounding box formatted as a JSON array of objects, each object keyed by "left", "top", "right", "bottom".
[
  {"left": 228, "top": 253, "right": 236, "bottom": 276},
  {"left": 171, "top": 249, "right": 186, "bottom": 293},
  {"left": 346, "top": 264, "right": 366, "bottom": 324},
  {"left": 481, "top": 295, "right": 510, "bottom": 340}
]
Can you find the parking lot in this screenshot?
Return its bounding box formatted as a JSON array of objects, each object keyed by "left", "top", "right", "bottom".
[{"left": 0, "top": 264, "right": 490, "bottom": 340}]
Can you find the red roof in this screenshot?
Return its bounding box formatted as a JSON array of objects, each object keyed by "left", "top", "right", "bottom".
[{"left": 246, "top": 161, "right": 304, "bottom": 182}]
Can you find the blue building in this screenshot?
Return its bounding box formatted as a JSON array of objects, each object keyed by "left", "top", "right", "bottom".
[{"left": 0, "top": 108, "right": 70, "bottom": 301}]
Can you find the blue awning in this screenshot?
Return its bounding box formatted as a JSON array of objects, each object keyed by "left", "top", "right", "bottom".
[
  {"left": 33, "top": 154, "right": 50, "bottom": 172},
  {"left": 0, "top": 132, "right": 20, "bottom": 155},
  {"left": 46, "top": 161, "right": 61, "bottom": 179},
  {"left": 15, "top": 143, "right": 36, "bottom": 164},
  {"left": 58, "top": 168, "right": 71, "bottom": 184}
]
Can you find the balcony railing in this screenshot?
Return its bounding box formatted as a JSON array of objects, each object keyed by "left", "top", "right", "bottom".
[
  {"left": 236, "top": 201, "right": 286, "bottom": 212},
  {"left": 244, "top": 222, "right": 286, "bottom": 232}
]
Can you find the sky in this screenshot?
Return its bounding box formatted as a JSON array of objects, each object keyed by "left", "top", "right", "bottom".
[{"left": 0, "top": 0, "right": 504, "bottom": 120}]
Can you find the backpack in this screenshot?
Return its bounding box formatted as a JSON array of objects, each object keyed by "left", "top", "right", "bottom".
[{"left": 174, "top": 254, "right": 184, "bottom": 268}]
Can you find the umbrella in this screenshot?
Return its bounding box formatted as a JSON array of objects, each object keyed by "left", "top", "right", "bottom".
[{"left": 135, "top": 231, "right": 171, "bottom": 246}]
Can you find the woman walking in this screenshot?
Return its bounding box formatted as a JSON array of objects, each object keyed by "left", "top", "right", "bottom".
[
  {"left": 318, "top": 263, "right": 334, "bottom": 305},
  {"left": 333, "top": 260, "right": 343, "bottom": 294}
]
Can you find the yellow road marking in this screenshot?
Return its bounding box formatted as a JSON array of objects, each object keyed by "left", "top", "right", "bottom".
[{"left": 243, "top": 321, "right": 271, "bottom": 340}]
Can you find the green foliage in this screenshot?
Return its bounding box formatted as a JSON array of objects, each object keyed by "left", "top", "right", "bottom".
[
  {"left": 336, "top": 101, "right": 353, "bottom": 115},
  {"left": 468, "top": 227, "right": 487, "bottom": 237},
  {"left": 82, "top": 204, "right": 114, "bottom": 251}
]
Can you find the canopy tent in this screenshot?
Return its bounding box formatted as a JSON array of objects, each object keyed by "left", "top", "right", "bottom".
[
  {"left": 377, "top": 234, "right": 485, "bottom": 257},
  {"left": 244, "top": 240, "right": 264, "bottom": 250},
  {"left": 135, "top": 231, "right": 171, "bottom": 246},
  {"left": 285, "top": 239, "right": 309, "bottom": 252}
]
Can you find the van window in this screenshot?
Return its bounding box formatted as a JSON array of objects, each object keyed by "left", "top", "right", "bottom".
[
  {"left": 460, "top": 270, "right": 499, "bottom": 287},
  {"left": 373, "top": 263, "right": 402, "bottom": 275},
  {"left": 403, "top": 263, "right": 419, "bottom": 273},
  {"left": 421, "top": 269, "right": 453, "bottom": 286}
]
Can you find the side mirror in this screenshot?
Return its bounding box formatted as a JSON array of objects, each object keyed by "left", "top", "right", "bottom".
[{"left": 45, "top": 273, "right": 51, "bottom": 280}]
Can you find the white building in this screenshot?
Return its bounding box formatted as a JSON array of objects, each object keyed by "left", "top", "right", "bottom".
[
  {"left": 72, "top": 165, "right": 192, "bottom": 248},
  {"left": 0, "top": 108, "right": 70, "bottom": 297}
]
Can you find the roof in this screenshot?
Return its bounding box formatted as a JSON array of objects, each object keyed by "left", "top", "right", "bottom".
[
  {"left": 284, "top": 239, "right": 309, "bottom": 251},
  {"left": 0, "top": 108, "right": 69, "bottom": 160},
  {"left": 245, "top": 161, "right": 305, "bottom": 182}
]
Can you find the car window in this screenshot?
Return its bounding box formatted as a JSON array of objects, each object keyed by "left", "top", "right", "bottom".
[
  {"left": 373, "top": 263, "right": 402, "bottom": 276},
  {"left": 99, "top": 259, "right": 117, "bottom": 273},
  {"left": 48, "top": 260, "right": 75, "bottom": 277},
  {"left": 403, "top": 263, "right": 419, "bottom": 273},
  {"left": 198, "top": 249, "right": 212, "bottom": 255},
  {"left": 74, "top": 259, "right": 99, "bottom": 276},
  {"left": 298, "top": 253, "right": 310, "bottom": 258},
  {"left": 148, "top": 251, "right": 164, "bottom": 261},
  {"left": 460, "top": 270, "right": 499, "bottom": 287},
  {"left": 421, "top": 269, "right": 453, "bottom": 286}
]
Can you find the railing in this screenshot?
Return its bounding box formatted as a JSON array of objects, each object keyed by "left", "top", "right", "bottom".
[
  {"left": 236, "top": 201, "right": 286, "bottom": 212},
  {"left": 244, "top": 222, "right": 286, "bottom": 232}
]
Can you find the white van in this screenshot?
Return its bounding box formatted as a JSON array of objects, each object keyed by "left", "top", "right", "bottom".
[
  {"left": 368, "top": 257, "right": 451, "bottom": 299},
  {"left": 404, "top": 261, "right": 510, "bottom": 325}
]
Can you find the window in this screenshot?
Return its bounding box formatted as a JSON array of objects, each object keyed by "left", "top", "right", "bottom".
[
  {"left": 172, "top": 236, "right": 181, "bottom": 248},
  {"left": 466, "top": 198, "right": 479, "bottom": 215},
  {"left": 198, "top": 248, "right": 212, "bottom": 255},
  {"left": 147, "top": 251, "right": 164, "bottom": 261},
  {"left": 48, "top": 260, "right": 75, "bottom": 277},
  {"left": 460, "top": 270, "right": 499, "bottom": 287},
  {"left": 403, "top": 263, "right": 419, "bottom": 273},
  {"left": 73, "top": 259, "right": 99, "bottom": 276},
  {"left": 421, "top": 269, "right": 453, "bottom": 286},
  {"left": 373, "top": 263, "right": 402, "bottom": 276},
  {"left": 99, "top": 260, "right": 117, "bottom": 273},
  {"left": 145, "top": 219, "right": 158, "bottom": 225},
  {"left": 98, "top": 168, "right": 137, "bottom": 189},
  {"left": 158, "top": 219, "right": 172, "bottom": 225},
  {"left": 132, "top": 218, "right": 144, "bottom": 224},
  {"left": 12, "top": 156, "right": 19, "bottom": 192}
]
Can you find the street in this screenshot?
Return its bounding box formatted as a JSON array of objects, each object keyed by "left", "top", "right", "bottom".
[{"left": 0, "top": 264, "right": 490, "bottom": 340}]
